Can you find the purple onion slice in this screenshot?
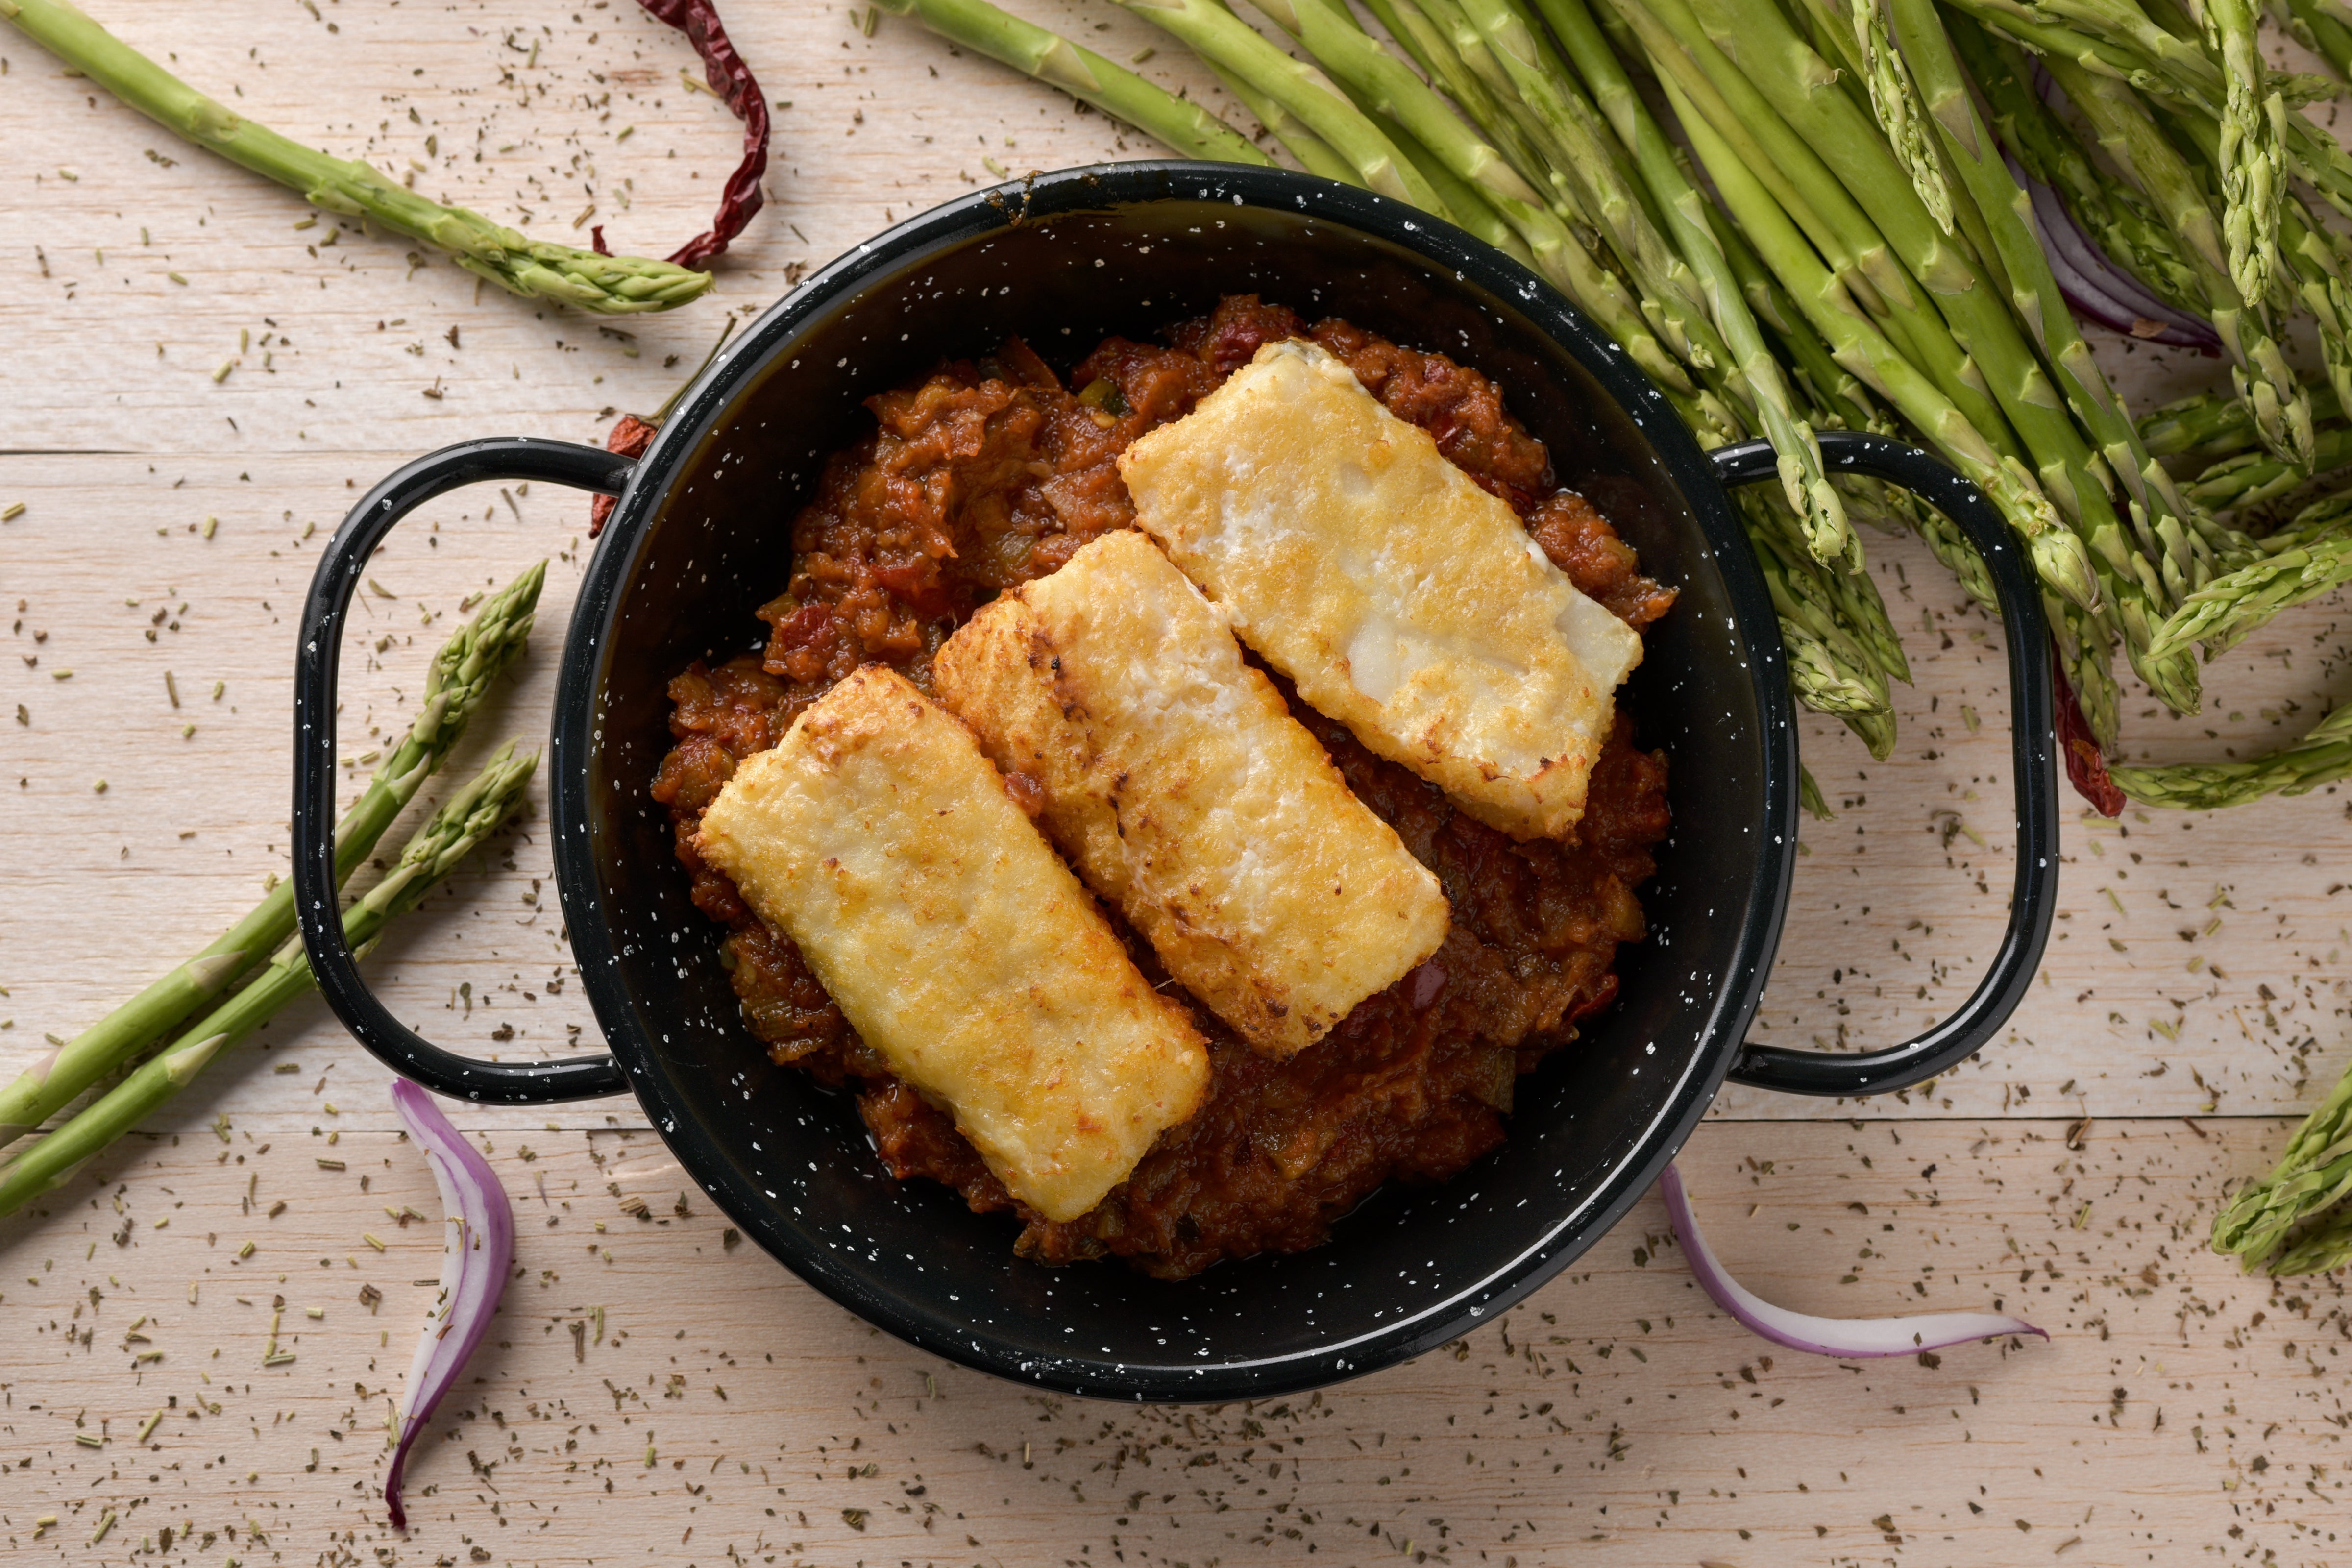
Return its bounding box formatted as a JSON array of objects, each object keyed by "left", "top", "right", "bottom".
[
  {"left": 2013, "top": 80, "right": 2219, "bottom": 350},
  {"left": 382, "top": 1078, "right": 516, "bottom": 1530},
  {"left": 2013, "top": 166, "right": 2219, "bottom": 349},
  {"left": 1660, "top": 1163, "right": 2045, "bottom": 1358},
  {"left": 2022, "top": 184, "right": 2175, "bottom": 332}
]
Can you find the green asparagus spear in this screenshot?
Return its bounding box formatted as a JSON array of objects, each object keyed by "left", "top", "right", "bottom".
[
  {"left": 1849, "top": 0, "right": 1956, "bottom": 235},
  {"left": 1877, "top": 478, "right": 2002, "bottom": 614},
  {"left": 1380, "top": 0, "right": 1717, "bottom": 448},
  {"left": 1780, "top": 0, "right": 1868, "bottom": 78},
  {"left": 2279, "top": 202, "right": 2352, "bottom": 452},
  {"left": 1651, "top": 37, "right": 2096, "bottom": 612},
  {"left": 1272, "top": 23, "right": 1523, "bottom": 251},
  {"left": 2184, "top": 426, "right": 2352, "bottom": 512},
  {"left": 2267, "top": 1200, "right": 2352, "bottom": 1276},
  {"left": 1745, "top": 513, "right": 1896, "bottom": 733},
  {"left": 1712, "top": 12, "right": 2182, "bottom": 710},
  {"left": 0, "top": 745, "right": 539, "bottom": 1218},
  {"left": 1205, "top": 60, "right": 1357, "bottom": 181},
  {"left": 1612, "top": 0, "right": 2065, "bottom": 540},
  {"left": 1359, "top": 99, "right": 1538, "bottom": 263},
  {"left": 1, "top": 0, "right": 710, "bottom": 312},
  {"left": 1595, "top": 1, "right": 1900, "bottom": 337},
  {"left": 1780, "top": 634, "right": 1891, "bottom": 723},
  {"left": 1251, "top": 0, "right": 1708, "bottom": 405},
  {"left": 2044, "top": 54, "right": 2316, "bottom": 478},
  {"left": 1250, "top": 0, "right": 1540, "bottom": 211},
  {"left": 1670, "top": 0, "right": 2028, "bottom": 380},
  {"left": 1951, "top": 0, "right": 2352, "bottom": 236},
  {"left": 1947, "top": 17, "right": 2201, "bottom": 324},
  {"left": 0, "top": 564, "right": 546, "bottom": 1151},
  {"left": 1530, "top": 0, "right": 1853, "bottom": 563},
  {"left": 1350, "top": 1, "right": 1722, "bottom": 438},
  {"left": 2039, "top": 0, "right": 2349, "bottom": 192},
  {"left": 866, "top": 0, "right": 1273, "bottom": 164},
  {"left": 2283, "top": 0, "right": 2352, "bottom": 84},
  {"left": 1627, "top": 7, "right": 2107, "bottom": 630},
  {"left": 1237, "top": 0, "right": 1707, "bottom": 411},
  {"left": 1107, "top": 0, "right": 1446, "bottom": 211},
  {"left": 1459, "top": 0, "right": 1846, "bottom": 549},
  {"left": 1892, "top": 0, "right": 2207, "bottom": 620},
  {"left": 1359, "top": 0, "right": 1552, "bottom": 185},
  {"left": 1743, "top": 486, "right": 1908, "bottom": 703},
  {"left": 2050, "top": 589, "right": 2124, "bottom": 748},
  {"left": 1799, "top": 765, "right": 1836, "bottom": 820},
  {"left": 1705, "top": 193, "right": 1886, "bottom": 432},
  {"left": 2278, "top": 487, "right": 2352, "bottom": 539},
  {"left": 1614, "top": 0, "right": 2027, "bottom": 475},
  {"left": 2138, "top": 385, "right": 2344, "bottom": 462},
  {"left": 2113, "top": 700, "right": 2352, "bottom": 809},
  {"left": 2015, "top": 0, "right": 2237, "bottom": 100},
  {"left": 2199, "top": 0, "right": 2288, "bottom": 309},
  {"left": 1668, "top": 69, "right": 2085, "bottom": 729},
  {"left": 1681, "top": 0, "right": 2193, "bottom": 693},
  {"left": 2211, "top": 1040, "right": 2352, "bottom": 1271},
  {"left": 1933, "top": 0, "right": 2130, "bottom": 74},
  {"left": 2155, "top": 108, "right": 2352, "bottom": 511},
  {"left": 1399, "top": 0, "right": 1585, "bottom": 184},
  {"left": 1955, "top": 21, "right": 2205, "bottom": 318},
  {"left": 1445, "top": 0, "right": 1727, "bottom": 365},
  {"left": 2146, "top": 532, "right": 2352, "bottom": 660},
  {"left": 2139, "top": 394, "right": 2256, "bottom": 463}
]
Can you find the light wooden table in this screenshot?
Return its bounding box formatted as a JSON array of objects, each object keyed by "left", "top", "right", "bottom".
[{"left": 3, "top": 4, "right": 2350, "bottom": 1565}]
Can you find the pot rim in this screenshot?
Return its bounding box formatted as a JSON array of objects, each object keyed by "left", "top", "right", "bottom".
[{"left": 547, "top": 161, "right": 1797, "bottom": 1400}]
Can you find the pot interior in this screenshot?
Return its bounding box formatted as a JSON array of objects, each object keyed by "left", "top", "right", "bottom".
[{"left": 563, "top": 170, "right": 1786, "bottom": 1397}]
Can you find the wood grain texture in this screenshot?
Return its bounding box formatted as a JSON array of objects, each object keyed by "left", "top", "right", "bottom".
[
  {"left": 4, "top": 1117, "right": 2350, "bottom": 1565},
  {"left": 1, "top": 2, "right": 2350, "bottom": 1563}
]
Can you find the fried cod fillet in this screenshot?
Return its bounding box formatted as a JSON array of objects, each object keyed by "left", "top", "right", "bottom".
[
  {"left": 1120, "top": 338, "right": 1643, "bottom": 839},
  {"left": 693, "top": 665, "right": 1210, "bottom": 1222},
  {"left": 934, "top": 529, "right": 1449, "bottom": 1057}
]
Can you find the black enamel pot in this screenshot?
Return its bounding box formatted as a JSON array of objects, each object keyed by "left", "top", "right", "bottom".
[{"left": 294, "top": 163, "right": 2058, "bottom": 1401}]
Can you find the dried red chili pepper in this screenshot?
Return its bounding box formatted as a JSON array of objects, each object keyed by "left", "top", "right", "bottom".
[
  {"left": 589, "top": 0, "right": 770, "bottom": 270},
  {"left": 589, "top": 414, "right": 659, "bottom": 538},
  {"left": 587, "top": 319, "right": 739, "bottom": 535},
  {"left": 2051, "top": 642, "right": 2124, "bottom": 816}
]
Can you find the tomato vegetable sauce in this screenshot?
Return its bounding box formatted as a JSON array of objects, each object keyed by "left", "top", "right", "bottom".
[{"left": 651, "top": 296, "right": 1674, "bottom": 1278}]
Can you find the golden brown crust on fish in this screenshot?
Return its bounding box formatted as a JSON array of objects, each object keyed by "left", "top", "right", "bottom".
[
  {"left": 934, "top": 530, "right": 1449, "bottom": 1057},
  {"left": 1121, "top": 339, "right": 1643, "bottom": 839},
  {"left": 694, "top": 665, "right": 1209, "bottom": 1221}
]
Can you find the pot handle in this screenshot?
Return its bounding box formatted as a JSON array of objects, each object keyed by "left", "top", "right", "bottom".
[
  {"left": 1708, "top": 431, "right": 2059, "bottom": 1097},
  {"left": 294, "top": 438, "right": 635, "bottom": 1103}
]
